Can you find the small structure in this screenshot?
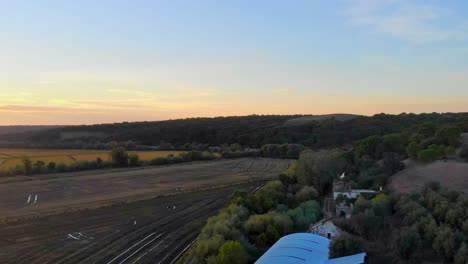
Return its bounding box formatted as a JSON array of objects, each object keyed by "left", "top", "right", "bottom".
[
  {"left": 255, "top": 233, "right": 366, "bottom": 264},
  {"left": 333, "top": 180, "right": 376, "bottom": 218},
  {"left": 309, "top": 217, "right": 342, "bottom": 240}
]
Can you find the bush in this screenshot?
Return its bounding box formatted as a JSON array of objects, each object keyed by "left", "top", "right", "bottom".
[
  {"left": 128, "top": 153, "right": 140, "bottom": 166},
  {"left": 109, "top": 147, "right": 129, "bottom": 166}
]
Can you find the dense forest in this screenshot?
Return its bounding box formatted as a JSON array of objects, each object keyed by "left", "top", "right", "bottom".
[
  {"left": 2, "top": 113, "right": 468, "bottom": 150},
  {"left": 177, "top": 113, "right": 468, "bottom": 264}
]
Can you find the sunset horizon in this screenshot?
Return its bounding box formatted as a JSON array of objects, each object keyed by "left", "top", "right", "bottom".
[{"left": 2, "top": 1, "right": 468, "bottom": 125}]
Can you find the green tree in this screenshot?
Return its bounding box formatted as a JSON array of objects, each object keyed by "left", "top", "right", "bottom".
[
  {"left": 435, "top": 126, "right": 462, "bottom": 147},
  {"left": 294, "top": 186, "right": 318, "bottom": 204},
  {"left": 455, "top": 243, "right": 468, "bottom": 264},
  {"left": 395, "top": 226, "right": 421, "bottom": 260},
  {"left": 329, "top": 235, "right": 363, "bottom": 258},
  {"left": 109, "top": 147, "right": 129, "bottom": 166},
  {"left": 213, "top": 241, "right": 249, "bottom": 264},
  {"left": 295, "top": 150, "right": 345, "bottom": 194},
  {"left": 22, "top": 157, "right": 33, "bottom": 175},
  {"left": 128, "top": 153, "right": 140, "bottom": 166},
  {"left": 356, "top": 135, "right": 383, "bottom": 159},
  {"left": 47, "top": 162, "right": 56, "bottom": 172},
  {"left": 33, "top": 160, "right": 46, "bottom": 173},
  {"left": 433, "top": 226, "right": 456, "bottom": 260},
  {"left": 406, "top": 141, "right": 420, "bottom": 159}
]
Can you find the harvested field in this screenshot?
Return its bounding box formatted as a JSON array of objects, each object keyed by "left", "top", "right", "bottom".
[
  {"left": 0, "top": 158, "right": 291, "bottom": 220},
  {"left": 0, "top": 149, "right": 185, "bottom": 171},
  {"left": 0, "top": 184, "right": 259, "bottom": 264},
  {"left": 0, "top": 158, "right": 291, "bottom": 263},
  {"left": 388, "top": 160, "right": 468, "bottom": 194}
]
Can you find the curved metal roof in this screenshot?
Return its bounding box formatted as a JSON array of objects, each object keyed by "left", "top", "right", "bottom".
[{"left": 255, "top": 233, "right": 366, "bottom": 264}]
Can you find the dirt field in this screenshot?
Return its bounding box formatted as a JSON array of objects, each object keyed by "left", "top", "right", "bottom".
[
  {"left": 0, "top": 184, "right": 260, "bottom": 264},
  {"left": 0, "top": 149, "right": 186, "bottom": 171},
  {"left": 0, "top": 158, "right": 291, "bottom": 220},
  {"left": 388, "top": 160, "right": 468, "bottom": 194},
  {"left": 0, "top": 158, "right": 291, "bottom": 264}
]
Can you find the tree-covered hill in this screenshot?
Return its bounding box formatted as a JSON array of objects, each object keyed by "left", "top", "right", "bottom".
[{"left": 1, "top": 113, "right": 467, "bottom": 149}]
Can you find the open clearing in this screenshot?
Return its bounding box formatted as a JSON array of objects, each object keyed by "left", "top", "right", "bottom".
[
  {"left": 0, "top": 149, "right": 185, "bottom": 171},
  {"left": 0, "top": 158, "right": 291, "bottom": 263},
  {"left": 388, "top": 160, "right": 468, "bottom": 194}
]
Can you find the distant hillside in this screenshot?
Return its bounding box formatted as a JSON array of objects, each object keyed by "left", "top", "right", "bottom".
[
  {"left": 283, "top": 114, "right": 361, "bottom": 126},
  {"left": 0, "top": 126, "right": 62, "bottom": 136},
  {"left": 2, "top": 113, "right": 468, "bottom": 149}
]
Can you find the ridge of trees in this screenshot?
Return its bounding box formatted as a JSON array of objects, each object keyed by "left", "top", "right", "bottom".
[{"left": 3, "top": 113, "right": 467, "bottom": 150}]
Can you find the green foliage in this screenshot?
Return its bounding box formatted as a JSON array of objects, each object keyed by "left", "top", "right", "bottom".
[
  {"left": 294, "top": 186, "right": 318, "bottom": 204},
  {"left": 261, "top": 144, "right": 305, "bottom": 159},
  {"left": 356, "top": 135, "right": 383, "bottom": 159},
  {"left": 455, "top": 243, "right": 468, "bottom": 264},
  {"left": 432, "top": 226, "right": 456, "bottom": 260},
  {"left": 295, "top": 150, "right": 345, "bottom": 194},
  {"left": 22, "top": 157, "right": 33, "bottom": 175},
  {"left": 47, "top": 162, "right": 56, "bottom": 172},
  {"left": 329, "top": 235, "right": 364, "bottom": 258},
  {"left": 342, "top": 189, "right": 468, "bottom": 263},
  {"left": 417, "top": 144, "right": 446, "bottom": 162},
  {"left": 212, "top": 241, "right": 249, "bottom": 264},
  {"left": 109, "top": 147, "right": 129, "bottom": 166},
  {"left": 435, "top": 126, "right": 462, "bottom": 147},
  {"left": 128, "top": 153, "right": 140, "bottom": 166},
  {"left": 395, "top": 226, "right": 421, "bottom": 260},
  {"left": 406, "top": 141, "right": 420, "bottom": 159},
  {"left": 285, "top": 200, "right": 321, "bottom": 230}
]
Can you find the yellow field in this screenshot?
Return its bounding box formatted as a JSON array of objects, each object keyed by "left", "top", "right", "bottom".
[{"left": 0, "top": 149, "right": 186, "bottom": 171}]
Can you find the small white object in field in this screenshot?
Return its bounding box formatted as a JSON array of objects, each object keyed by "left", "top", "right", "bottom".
[
  {"left": 26, "top": 195, "right": 31, "bottom": 204},
  {"left": 33, "top": 194, "right": 38, "bottom": 204},
  {"left": 68, "top": 234, "right": 80, "bottom": 240},
  {"left": 339, "top": 172, "right": 345, "bottom": 179}
]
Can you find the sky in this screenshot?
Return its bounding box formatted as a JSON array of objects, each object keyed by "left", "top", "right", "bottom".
[{"left": 1, "top": 0, "right": 468, "bottom": 125}]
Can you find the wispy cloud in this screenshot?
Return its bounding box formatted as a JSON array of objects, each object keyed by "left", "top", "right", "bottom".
[{"left": 344, "top": 0, "right": 467, "bottom": 44}]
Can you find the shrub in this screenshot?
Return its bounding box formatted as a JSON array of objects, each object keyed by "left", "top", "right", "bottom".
[{"left": 109, "top": 147, "right": 129, "bottom": 166}]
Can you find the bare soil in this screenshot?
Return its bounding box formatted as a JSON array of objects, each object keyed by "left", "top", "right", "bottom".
[
  {"left": 0, "top": 158, "right": 291, "bottom": 264},
  {"left": 388, "top": 160, "right": 468, "bottom": 194},
  {"left": 0, "top": 184, "right": 259, "bottom": 264},
  {"left": 0, "top": 158, "right": 292, "bottom": 220}
]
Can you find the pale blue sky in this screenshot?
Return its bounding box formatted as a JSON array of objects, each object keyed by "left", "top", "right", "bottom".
[{"left": 1, "top": 0, "right": 468, "bottom": 124}]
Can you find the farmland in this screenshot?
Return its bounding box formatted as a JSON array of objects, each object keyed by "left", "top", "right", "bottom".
[
  {"left": 0, "top": 158, "right": 292, "bottom": 264},
  {"left": 0, "top": 149, "right": 185, "bottom": 171}
]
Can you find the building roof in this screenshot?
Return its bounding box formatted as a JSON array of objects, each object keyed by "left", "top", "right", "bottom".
[{"left": 255, "top": 233, "right": 366, "bottom": 264}]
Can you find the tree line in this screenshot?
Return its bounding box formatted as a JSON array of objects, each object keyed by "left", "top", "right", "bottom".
[{"left": 3, "top": 113, "right": 467, "bottom": 150}]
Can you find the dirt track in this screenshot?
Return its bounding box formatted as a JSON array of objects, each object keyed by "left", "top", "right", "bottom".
[
  {"left": 0, "top": 158, "right": 291, "bottom": 263},
  {"left": 0, "top": 158, "right": 292, "bottom": 220}
]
